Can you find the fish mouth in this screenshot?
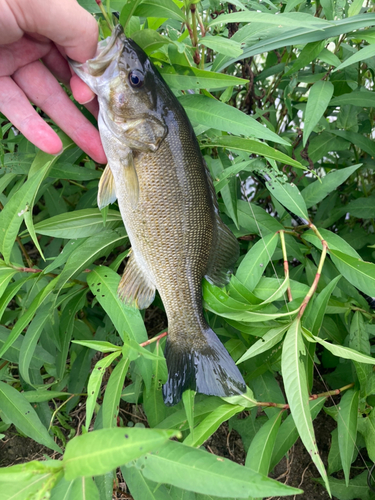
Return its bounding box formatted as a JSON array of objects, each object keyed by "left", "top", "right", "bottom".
[{"left": 68, "top": 24, "right": 125, "bottom": 88}]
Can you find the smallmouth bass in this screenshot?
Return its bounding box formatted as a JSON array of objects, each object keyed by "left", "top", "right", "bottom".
[{"left": 70, "top": 25, "right": 246, "bottom": 405}]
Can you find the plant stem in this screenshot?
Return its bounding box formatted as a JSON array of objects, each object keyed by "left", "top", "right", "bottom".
[
  {"left": 298, "top": 239, "right": 327, "bottom": 318},
  {"left": 140, "top": 331, "right": 168, "bottom": 347},
  {"left": 96, "top": 0, "right": 114, "bottom": 30},
  {"left": 279, "top": 230, "right": 292, "bottom": 301},
  {"left": 16, "top": 236, "right": 34, "bottom": 268}
]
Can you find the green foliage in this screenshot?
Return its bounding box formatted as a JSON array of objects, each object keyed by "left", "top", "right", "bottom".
[{"left": 1, "top": 1, "right": 375, "bottom": 499}]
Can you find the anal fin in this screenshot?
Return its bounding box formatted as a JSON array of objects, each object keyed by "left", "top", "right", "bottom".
[
  {"left": 98, "top": 164, "right": 117, "bottom": 210},
  {"left": 118, "top": 253, "right": 156, "bottom": 310}
]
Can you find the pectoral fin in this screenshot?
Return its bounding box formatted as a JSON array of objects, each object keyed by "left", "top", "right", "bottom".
[
  {"left": 98, "top": 164, "right": 117, "bottom": 210},
  {"left": 122, "top": 152, "right": 139, "bottom": 209}
]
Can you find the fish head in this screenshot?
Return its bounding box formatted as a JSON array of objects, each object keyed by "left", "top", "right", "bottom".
[{"left": 69, "top": 25, "right": 167, "bottom": 152}]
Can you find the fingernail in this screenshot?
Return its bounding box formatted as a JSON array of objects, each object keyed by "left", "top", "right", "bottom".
[{"left": 81, "top": 95, "right": 95, "bottom": 104}]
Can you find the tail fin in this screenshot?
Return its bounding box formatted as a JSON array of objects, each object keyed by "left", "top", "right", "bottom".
[{"left": 162, "top": 325, "right": 246, "bottom": 406}]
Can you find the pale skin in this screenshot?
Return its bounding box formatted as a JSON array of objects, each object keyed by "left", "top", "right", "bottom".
[{"left": 0, "top": 0, "right": 107, "bottom": 163}]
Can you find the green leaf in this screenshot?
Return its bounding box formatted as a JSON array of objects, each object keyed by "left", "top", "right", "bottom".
[
  {"left": 50, "top": 476, "right": 100, "bottom": 500},
  {"left": 179, "top": 95, "right": 288, "bottom": 146},
  {"left": 316, "top": 471, "right": 373, "bottom": 500},
  {"left": 87, "top": 267, "right": 147, "bottom": 343},
  {"left": 0, "top": 381, "right": 61, "bottom": 452},
  {"left": 338, "top": 389, "right": 359, "bottom": 486},
  {"left": 120, "top": 0, "right": 143, "bottom": 29},
  {"left": 182, "top": 390, "right": 195, "bottom": 437},
  {"left": 121, "top": 466, "right": 173, "bottom": 500},
  {"left": 235, "top": 232, "right": 279, "bottom": 291},
  {"left": 270, "top": 397, "right": 326, "bottom": 470},
  {"left": 200, "top": 35, "right": 243, "bottom": 58},
  {"left": 304, "top": 228, "right": 361, "bottom": 259},
  {"left": 135, "top": 440, "right": 302, "bottom": 498},
  {"left": 86, "top": 351, "right": 121, "bottom": 429},
  {"left": 266, "top": 178, "right": 309, "bottom": 221},
  {"left": 63, "top": 427, "right": 179, "bottom": 480},
  {"left": 301, "top": 164, "right": 361, "bottom": 208},
  {"left": 72, "top": 340, "right": 122, "bottom": 353},
  {"left": 347, "top": 194, "right": 375, "bottom": 219},
  {"left": 303, "top": 330, "right": 375, "bottom": 365},
  {"left": 183, "top": 403, "right": 244, "bottom": 448},
  {"left": 22, "top": 391, "right": 71, "bottom": 403},
  {"left": 303, "top": 80, "right": 334, "bottom": 146},
  {"left": 209, "top": 11, "right": 329, "bottom": 29},
  {"left": 19, "top": 302, "right": 52, "bottom": 385},
  {"left": 31, "top": 209, "right": 122, "bottom": 239},
  {"left": 281, "top": 319, "right": 330, "bottom": 493},
  {"left": 334, "top": 43, "right": 375, "bottom": 72},
  {"left": 0, "top": 267, "right": 17, "bottom": 299},
  {"left": 237, "top": 325, "right": 289, "bottom": 364},
  {"left": 245, "top": 411, "right": 282, "bottom": 475},
  {"left": 204, "top": 136, "right": 304, "bottom": 170},
  {"left": 161, "top": 65, "right": 248, "bottom": 91},
  {"left": 330, "top": 89, "right": 375, "bottom": 107},
  {"left": 134, "top": 0, "right": 185, "bottom": 22},
  {"left": 305, "top": 275, "right": 341, "bottom": 337},
  {"left": 330, "top": 249, "right": 375, "bottom": 297},
  {"left": 102, "top": 357, "right": 130, "bottom": 428},
  {"left": 56, "top": 229, "right": 127, "bottom": 291},
  {"left": 285, "top": 40, "right": 326, "bottom": 76},
  {"left": 0, "top": 276, "right": 58, "bottom": 359},
  {"left": 357, "top": 409, "right": 375, "bottom": 463}
]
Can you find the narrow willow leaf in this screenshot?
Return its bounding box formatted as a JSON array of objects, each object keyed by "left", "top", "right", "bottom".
[
  {"left": 237, "top": 325, "right": 289, "bottom": 364},
  {"left": 303, "top": 80, "right": 334, "bottom": 146},
  {"left": 236, "top": 200, "right": 284, "bottom": 236},
  {"left": 156, "top": 397, "right": 224, "bottom": 431},
  {"left": 182, "top": 390, "right": 195, "bottom": 437},
  {"left": 334, "top": 43, "right": 375, "bottom": 72},
  {"left": 332, "top": 130, "right": 375, "bottom": 157},
  {"left": 285, "top": 40, "right": 326, "bottom": 76},
  {"left": 0, "top": 326, "right": 53, "bottom": 369},
  {"left": 0, "top": 276, "right": 58, "bottom": 359},
  {"left": 22, "top": 391, "right": 71, "bottom": 403},
  {"left": 266, "top": 178, "right": 309, "bottom": 221},
  {"left": 301, "top": 164, "right": 361, "bottom": 208},
  {"left": 86, "top": 351, "right": 121, "bottom": 430},
  {"left": 121, "top": 466, "right": 173, "bottom": 500},
  {"left": 56, "top": 229, "right": 127, "bottom": 291},
  {"left": 183, "top": 404, "right": 243, "bottom": 448},
  {"left": 246, "top": 411, "right": 282, "bottom": 475},
  {"left": 205, "top": 136, "right": 304, "bottom": 169},
  {"left": 316, "top": 471, "right": 374, "bottom": 500},
  {"left": 72, "top": 340, "right": 122, "bottom": 353},
  {"left": 330, "top": 249, "right": 375, "bottom": 297},
  {"left": 349, "top": 311, "right": 372, "bottom": 397},
  {"left": 63, "top": 427, "right": 179, "bottom": 480},
  {"left": 19, "top": 302, "right": 52, "bottom": 385},
  {"left": 0, "top": 381, "right": 61, "bottom": 452},
  {"left": 161, "top": 65, "right": 248, "bottom": 90},
  {"left": 200, "top": 35, "right": 243, "bottom": 58},
  {"left": 235, "top": 232, "right": 279, "bottom": 291},
  {"left": 281, "top": 319, "right": 330, "bottom": 493},
  {"left": 87, "top": 267, "right": 147, "bottom": 343},
  {"left": 330, "top": 89, "right": 375, "bottom": 107},
  {"left": 338, "top": 389, "right": 359, "bottom": 486},
  {"left": 179, "top": 95, "right": 288, "bottom": 145},
  {"left": 119, "top": 0, "right": 143, "bottom": 28},
  {"left": 270, "top": 397, "right": 326, "bottom": 470},
  {"left": 102, "top": 357, "right": 130, "bottom": 428},
  {"left": 209, "top": 11, "right": 329, "bottom": 28},
  {"left": 347, "top": 194, "right": 375, "bottom": 218},
  {"left": 136, "top": 440, "right": 302, "bottom": 498},
  {"left": 306, "top": 275, "right": 341, "bottom": 337},
  {"left": 31, "top": 209, "right": 122, "bottom": 239},
  {"left": 303, "top": 331, "right": 375, "bottom": 365},
  {"left": 0, "top": 267, "right": 17, "bottom": 299},
  {"left": 134, "top": 0, "right": 185, "bottom": 22},
  {"left": 304, "top": 228, "right": 360, "bottom": 259}
]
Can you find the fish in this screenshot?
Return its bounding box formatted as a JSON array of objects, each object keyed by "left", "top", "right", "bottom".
[{"left": 69, "top": 25, "right": 246, "bottom": 406}]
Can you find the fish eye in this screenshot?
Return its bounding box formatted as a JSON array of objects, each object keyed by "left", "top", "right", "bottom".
[{"left": 128, "top": 70, "right": 144, "bottom": 88}]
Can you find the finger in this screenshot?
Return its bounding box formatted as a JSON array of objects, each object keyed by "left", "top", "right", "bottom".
[
  {"left": 0, "top": 36, "right": 51, "bottom": 77},
  {"left": 13, "top": 60, "right": 107, "bottom": 163},
  {"left": 10, "top": 0, "right": 99, "bottom": 62},
  {"left": 0, "top": 75, "right": 63, "bottom": 154},
  {"left": 70, "top": 74, "right": 95, "bottom": 104}
]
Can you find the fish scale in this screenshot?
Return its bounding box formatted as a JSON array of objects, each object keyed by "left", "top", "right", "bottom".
[{"left": 69, "top": 25, "right": 246, "bottom": 405}]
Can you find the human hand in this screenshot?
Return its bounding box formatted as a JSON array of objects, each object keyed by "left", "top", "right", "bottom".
[{"left": 0, "top": 0, "right": 107, "bottom": 163}]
